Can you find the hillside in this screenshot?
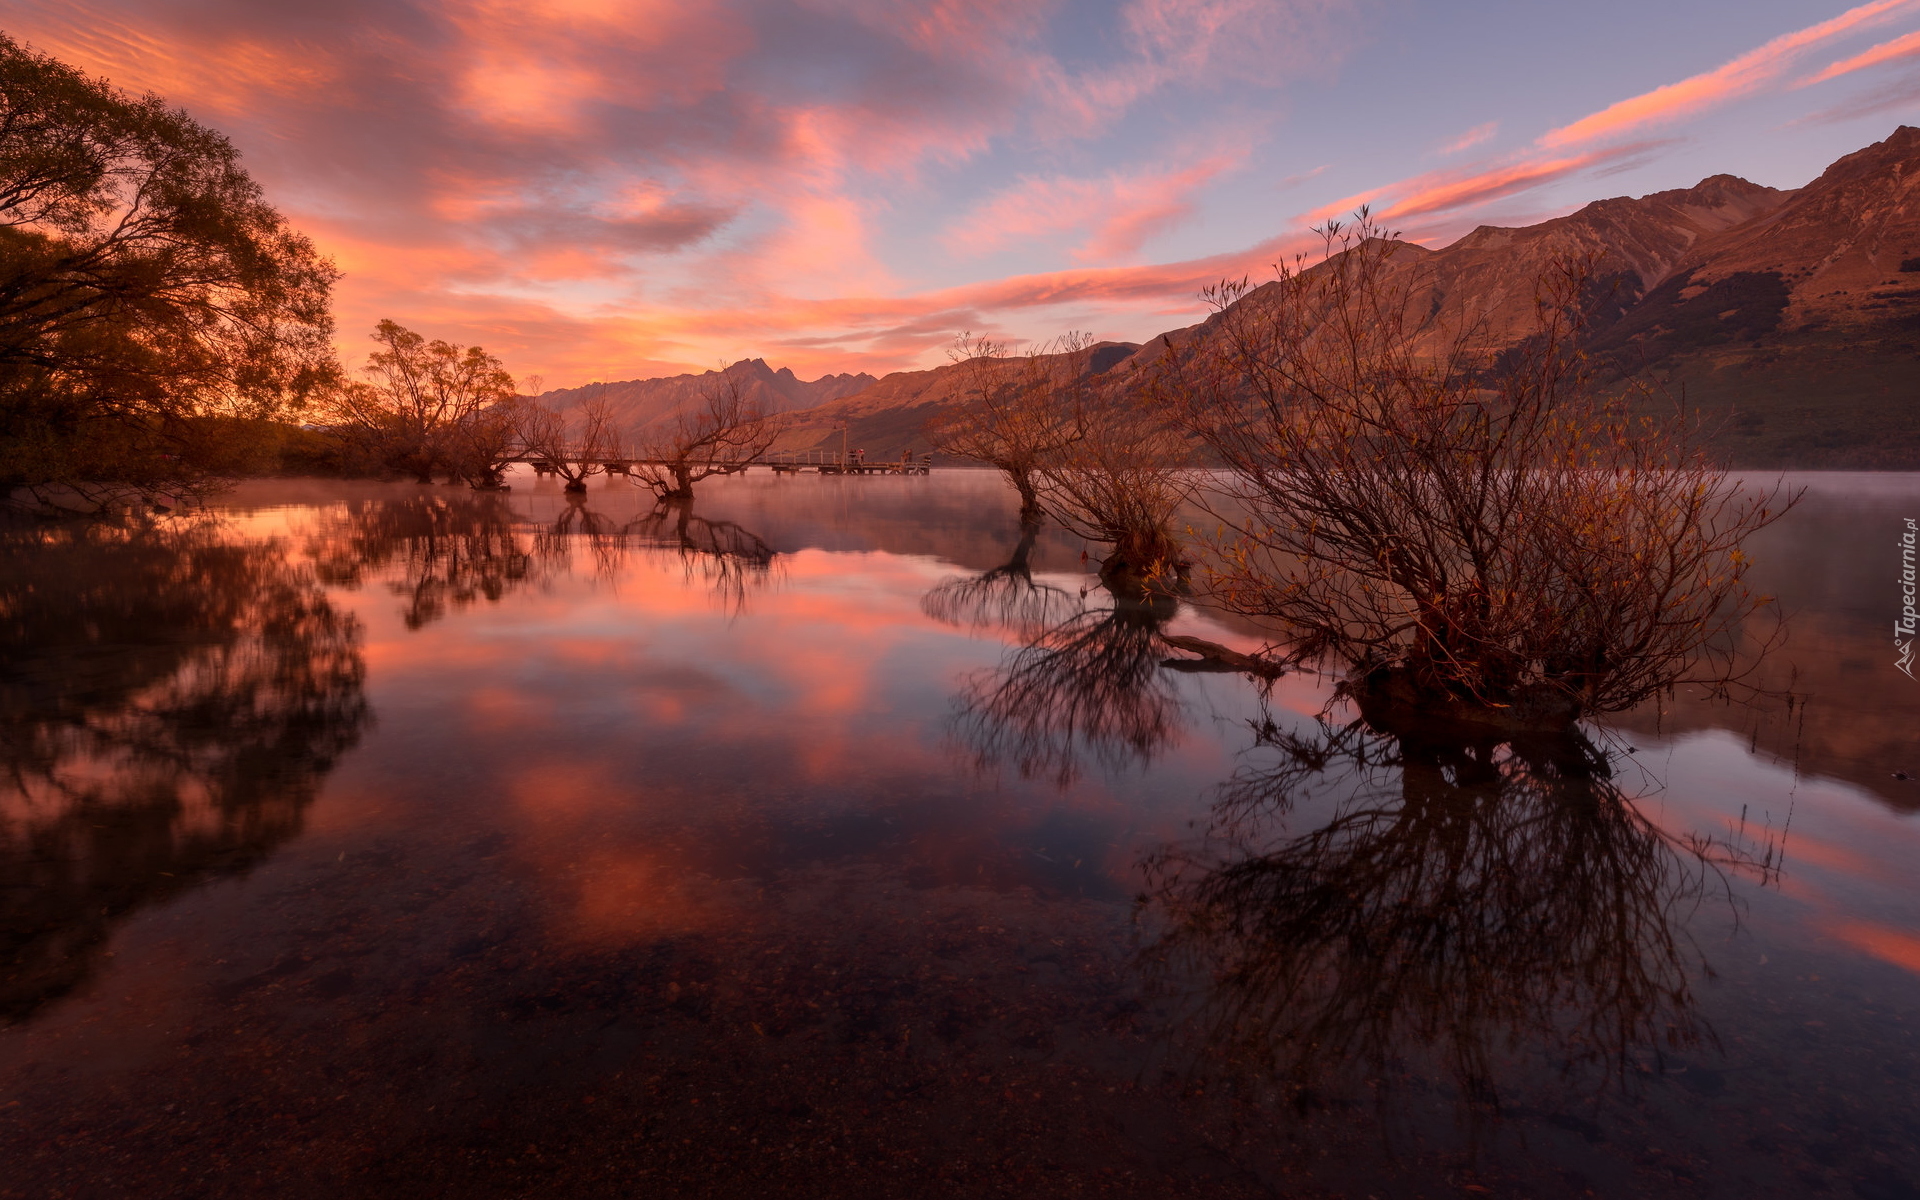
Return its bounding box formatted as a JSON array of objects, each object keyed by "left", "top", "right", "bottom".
[
  {"left": 575, "top": 128, "right": 1919, "bottom": 467},
  {"left": 539, "top": 358, "right": 875, "bottom": 433},
  {"left": 766, "top": 342, "right": 1140, "bottom": 460},
  {"left": 1583, "top": 126, "right": 1920, "bottom": 466}
]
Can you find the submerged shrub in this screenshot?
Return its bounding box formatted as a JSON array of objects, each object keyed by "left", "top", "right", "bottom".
[{"left": 1165, "top": 214, "right": 1791, "bottom": 722}]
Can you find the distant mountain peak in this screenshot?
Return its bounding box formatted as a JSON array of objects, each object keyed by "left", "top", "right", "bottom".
[{"left": 536, "top": 358, "right": 878, "bottom": 429}]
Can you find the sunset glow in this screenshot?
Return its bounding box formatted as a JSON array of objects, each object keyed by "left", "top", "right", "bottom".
[{"left": 7, "top": 0, "right": 1918, "bottom": 383}]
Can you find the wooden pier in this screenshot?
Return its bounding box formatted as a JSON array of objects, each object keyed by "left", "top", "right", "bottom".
[
  {"left": 764, "top": 451, "right": 933, "bottom": 476},
  {"left": 510, "top": 451, "right": 933, "bottom": 478}
]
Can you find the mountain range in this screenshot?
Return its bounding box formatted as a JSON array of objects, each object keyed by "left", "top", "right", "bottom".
[
  {"left": 539, "top": 358, "right": 876, "bottom": 432},
  {"left": 566, "top": 126, "right": 1920, "bottom": 468}
]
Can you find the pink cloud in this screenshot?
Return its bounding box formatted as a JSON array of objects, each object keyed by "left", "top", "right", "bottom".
[
  {"left": 0, "top": 0, "right": 1377, "bottom": 384},
  {"left": 1435, "top": 121, "right": 1498, "bottom": 156},
  {"left": 1034, "top": 0, "right": 1365, "bottom": 138},
  {"left": 1302, "top": 141, "right": 1664, "bottom": 225},
  {"left": 1795, "top": 73, "right": 1920, "bottom": 124},
  {"left": 1539, "top": 0, "right": 1920, "bottom": 148},
  {"left": 30, "top": 0, "right": 1878, "bottom": 390},
  {"left": 942, "top": 154, "right": 1244, "bottom": 263},
  {"left": 1799, "top": 26, "right": 1920, "bottom": 84}
]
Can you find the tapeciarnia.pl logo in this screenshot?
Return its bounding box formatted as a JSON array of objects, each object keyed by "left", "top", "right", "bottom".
[{"left": 1900, "top": 517, "right": 1917, "bottom": 679}]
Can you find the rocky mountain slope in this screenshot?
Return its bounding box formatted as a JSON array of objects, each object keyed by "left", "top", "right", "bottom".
[
  {"left": 765, "top": 341, "right": 1140, "bottom": 459},
  {"left": 593, "top": 128, "right": 1920, "bottom": 467},
  {"left": 1577, "top": 126, "right": 1920, "bottom": 465},
  {"left": 539, "top": 358, "right": 875, "bottom": 433}
]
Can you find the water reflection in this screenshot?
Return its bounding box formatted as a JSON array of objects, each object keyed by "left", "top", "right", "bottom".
[
  {"left": 921, "top": 517, "right": 1079, "bottom": 636},
  {"left": 1612, "top": 478, "right": 1918, "bottom": 811},
  {"left": 0, "top": 520, "right": 368, "bottom": 1023},
  {"left": 308, "top": 492, "right": 780, "bottom": 618},
  {"left": 307, "top": 494, "right": 549, "bottom": 629},
  {"left": 619, "top": 497, "right": 777, "bottom": 614},
  {"left": 950, "top": 580, "right": 1184, "bottom": 787},
  {"left": 1140, "top": 707, "right": 1778, "bottom": 1115},
  {"left": 3, "top": 476, "right": 1917, "bottom": 1196}
]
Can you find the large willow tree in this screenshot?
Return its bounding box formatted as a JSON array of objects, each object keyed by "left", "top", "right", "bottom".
[{"left": 0, "top": 34, "right": 338, "bottom": 512}]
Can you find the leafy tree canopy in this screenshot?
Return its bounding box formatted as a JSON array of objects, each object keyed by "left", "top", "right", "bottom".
[{"left": 0, "top": 33, "right": 338, "bottom": 511}]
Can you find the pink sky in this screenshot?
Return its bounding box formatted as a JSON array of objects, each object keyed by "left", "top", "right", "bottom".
[{"left": 8, "top": 0, "right": 1920, "bottom": 384}]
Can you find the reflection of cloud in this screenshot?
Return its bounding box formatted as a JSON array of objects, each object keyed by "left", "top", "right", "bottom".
[
  {"left": 1539, "top": 0, "right": 1919, "bottom": 148},
  {"left": 1830, "top": 920, "right": 1920, "bottom": 976},
  {"left": 508, "top": 761, "right": 746, "bottom": 944}
]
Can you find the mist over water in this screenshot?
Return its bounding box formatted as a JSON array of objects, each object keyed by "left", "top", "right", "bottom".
[{"left": 2, "top": 469, "right": 1916, "bottom": 1198}]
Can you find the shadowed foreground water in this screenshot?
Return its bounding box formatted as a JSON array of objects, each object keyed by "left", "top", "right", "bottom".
[{"left": 1, "top": 470, "right": 1916, "bottom": 1198}]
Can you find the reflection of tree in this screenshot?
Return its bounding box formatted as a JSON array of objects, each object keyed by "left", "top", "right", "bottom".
[
  {"left": 621, "top": 498, "right": 777, "bottom": 615},
  {"left": 0, "top": 519, "right": 368, "bottom": 1023},
  {"left": 921, "top": 518, "right": 1078, "bottom": 637},
  {"left": 538, "top": 494, "right": 629, "bottom": 581},
  {"left": 1140, "top": 710, "right": 1773, "bottom": 1115},
  {"left": 952, "top": 589, "right": 1183, "bottom": 787},
  {"left": 309, "top": 493, "right": 778, "bottom": 619},
  {"left": 307, "top": 494, "right": 548, "bottom": 630}
]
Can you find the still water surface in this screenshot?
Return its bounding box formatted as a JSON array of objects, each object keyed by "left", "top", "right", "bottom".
[{"left": 2, "top": 470, "right": 1917, "bottom": 1197}]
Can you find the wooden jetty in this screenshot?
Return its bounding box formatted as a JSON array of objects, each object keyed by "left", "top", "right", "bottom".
[
  {"left": 764, "top": 450, "right": 933, "bottom": 476},
  {"left": 508, "top": 451, "right": 933, "bottom": 478}
]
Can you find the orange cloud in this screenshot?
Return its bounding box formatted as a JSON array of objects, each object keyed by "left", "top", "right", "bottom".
[
  {"left": 7, "top": 0, "right": 344, "bottom": 115},
  {"left": 1304, "top": 141, "right": 1663, "bottom": 225},
  {"left": 1799, "top": 27, "right": 1920, "bottom": 85},
  {"left": 1436, "top": 121, "right": 1498, "bottom": 156},
  {"left": 31, "top": 0, "right": 1892, "bottom": 391},
  {"left": 942, "top": 154, "right": 1245, "bottom": 262},
  {"left": 1540, "top": 0, "right": 1919, "bottom": 148}
]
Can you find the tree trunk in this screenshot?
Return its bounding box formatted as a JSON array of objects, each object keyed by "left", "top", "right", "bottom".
[{"left": 1011, "top": 470, "right": 1042, "bottom": 523}]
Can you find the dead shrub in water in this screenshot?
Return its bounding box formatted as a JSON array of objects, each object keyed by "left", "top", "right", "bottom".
[
  {"left": 932, "top": 332, "right": 1191, "bottom": 596},
  {"left": 517, "top": 387, "right": 623, "bottom": 494},
  {"left": 926, "top": 334, "right": 1086, "bottom": 523},
  {"left": 1033, "top": 381, "right": 1194, "bottom": 598},
  {"left": 629, "top": 372, "right": 777, "bottom": 502},
  {"left": 1166, "top": 214, "right": 1792, "bottom": 722}
]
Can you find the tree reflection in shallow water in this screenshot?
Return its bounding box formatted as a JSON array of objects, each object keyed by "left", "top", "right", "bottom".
[
  {"left": 946, "top": 545, "right": 1184, "bottom": 786},
  {"left": 307, "top": 492, "right": 779, "bottom": 618},
  {"left": 307, "top": 494, "right": 546, "bottom": 629},
  {"left": 619, "top": 497, "right": 777, "bottom": 615},
  {"left": 0, "top": 519, "right": 368, "bottom": 1023},
  {"left": 921, "top": 517, "right": 1080, "bottom": 637},
  {"left": 1139, "top": 707, "right": 1780, "bottom": 1119}
]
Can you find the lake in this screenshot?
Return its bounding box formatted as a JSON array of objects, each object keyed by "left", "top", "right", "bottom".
[{"left": 2, "top": 469, "right": 1916, "bottom": 1198}]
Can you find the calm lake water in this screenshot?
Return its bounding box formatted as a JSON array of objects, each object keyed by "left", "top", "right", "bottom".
[{"left": 2, "top": 469, "right": 1917, "bottom": 1198}]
